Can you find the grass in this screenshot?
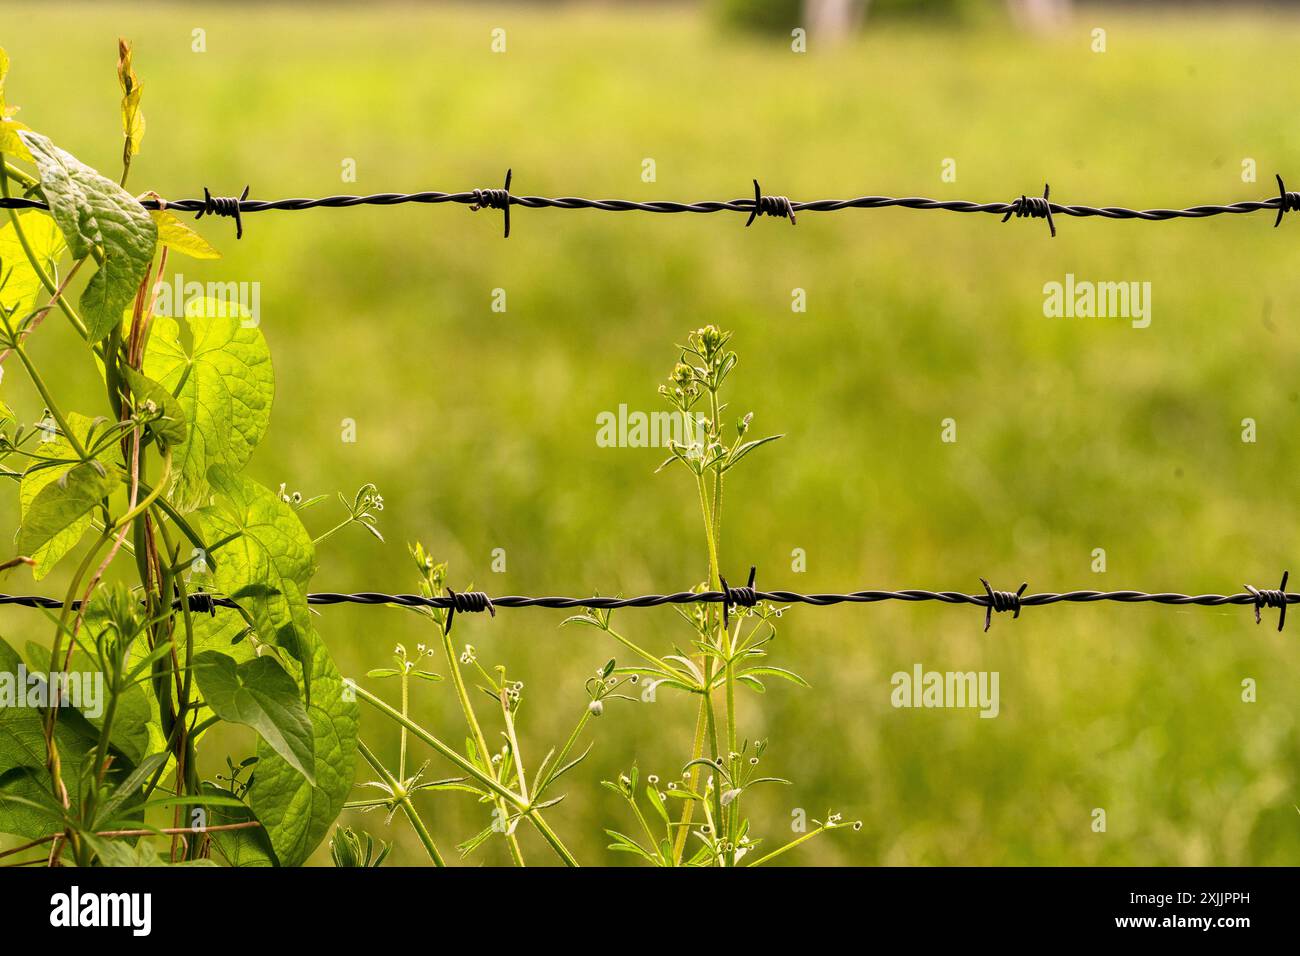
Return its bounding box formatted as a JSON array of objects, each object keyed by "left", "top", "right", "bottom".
[{"left": 1, "top": 1, "right": 1298, "bottom": 865}]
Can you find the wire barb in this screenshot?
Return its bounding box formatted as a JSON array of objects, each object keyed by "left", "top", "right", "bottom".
[
  {"left": 981, "top": 579, "right": 1027, "bottom": 632},
  {"left": 196, "top": 185, "right": 250, "bottom": 239},
  {"left": 470, "top": 169, "right": 512, "bottom": 238},
  {"left": 1001, "top": 183, "right": 1055, "bottom": 238},
  {"left": 719, "top": 566, "right": 759, "bottom": 629},
  {"left": 1274, "top": 175, "right": 1300, "bottom": 228},
  {"left": 1245, "top": 570, "right": 1289, "bottom": 631},
  {"left": 443, "top": 587, "right": 495, "bottom": 635},
  {"left": 184, "top": 590, "right": 218, "bottom": 617},
  {"left": 745, "top": 179, "right": 796, "bottom": 227}
]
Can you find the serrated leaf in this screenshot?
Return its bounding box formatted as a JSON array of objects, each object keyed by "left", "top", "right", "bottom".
[
  {"left": 17, "top": 130, "right": 156, "bottom": 341},
  {"left": 143, "top": 298, "right": 272, "bottom": 511},
  {"left": 193, "top": 650, "right": 315, "bottom": 785}
]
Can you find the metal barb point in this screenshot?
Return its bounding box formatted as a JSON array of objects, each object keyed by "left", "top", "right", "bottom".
[
  {"left": 196, "top": 185, "right": 250, "bottom": 239},
  {"left": 470, "top": 169, "right": 512, "bottom": 238},
  {"left": 745, "top": 180, "right": 796, "bottom": 227},
  {"left": 1245, "top": 570, "right": 1289, "bottom": 631},
  {"left": 980, "top": 578, "right": 1027, "bottom": 632},
  {"left": 719, "top": 565, "right": 758, "bottom": 629},
  {"left": 1001, "top": 183, "right": 1055, "bottom": 238},
  {"left": 443, "top": 587, "right": 496, "bottom": 635},
  {"left": 1275, "top": 175, "right": 1299, "bottom": 228}
]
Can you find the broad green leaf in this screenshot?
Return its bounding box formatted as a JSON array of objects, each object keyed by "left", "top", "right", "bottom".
[
  {"left": 0, "top": 211, "right": 65, "bottom": 318},
  {"left": 83, "top": 834, "right": 218, "bottom": 867},
  {"left": 196, "top": 470, "right": 314, "bottom": 683},
  {"left": 23, "top": 635, "right": 161, "bottom": 767},
  {"left": 192, "top": 651, "right": 315, "bottom": 785},
  {"left": 17, "top": 129, "right": 156, "bottom": 341},
  {"left": 18, "top": 412, "right": 110, "bottom": 579},
  {"left": 142, "top": 194, "right": 220, "bottom": 259},
  {"left": 17, "top": 460, "right": 112, "bottom": 571},
  {"left": 121, "top": 365, "right": 187, "bottom": 446},
  {"left": 0, "top": 637, "right": 113, "bottom": 839},
  {"left": 250, "top": 629, "right": 358, "bottom": 867},
  {"left": 143, "top": 299, "right": 272, "bottom": 511},
  {"left": 201, "top": 782, "right": 275, "bottom": 866}
]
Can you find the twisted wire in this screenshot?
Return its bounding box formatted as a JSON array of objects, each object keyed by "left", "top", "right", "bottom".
[
  {"left": 3, "top": 178, "right": 1298, "bottom": 238},
  {"left": 1, "top": 575, "right": 1295, "bottom": 631}
]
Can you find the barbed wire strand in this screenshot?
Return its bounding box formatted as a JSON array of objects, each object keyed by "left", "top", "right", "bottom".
[
  {"left": 0, "top": 569, "right": 1293, "bottom": 633},
  {"left": 3, "top": 174, "right": 1299, "bottom": 239}
]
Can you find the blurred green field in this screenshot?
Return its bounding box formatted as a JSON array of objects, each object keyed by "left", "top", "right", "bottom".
[{"left": 2, "top": 1, "right": 1298, "bottom": 866}]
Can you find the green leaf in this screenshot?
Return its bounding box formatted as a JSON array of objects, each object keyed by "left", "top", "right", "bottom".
[
  {"left": 0, "top": 48, "right": 33, "bottom": 161},
  {"left": 249, "top": 629, "right": 358, "bottom": 867},
  {"left": 646, "top": 784, "right": 670, "bottom": 825},
  {"left": 17, "top": 460, "right": 112, "bottom": 570},
  {"left": 192, "top": 651, "right": 315, "bottom": 785},
  {"left": 121, "top": 366, "right": 186, "bottom": 446},
  {"left": 117, "top": 39, "right": 144, "bottom": 158},
  {"left": 196, "top": 470, "right": 315, "bottom": 685},
  {"left": 200, "top": 782, "right": 276, "bottom": 866},
  {"left": 740, "top": 666, "right": 809, "bottom": 687},
  {"left": 93, "top": 752, "right": 167, "bottom": 828},
  {"left": 18, "top": 413, "right": 116, "bottom": 579},
  {"left": 143, "top": 298, "right": 273, "bottom": 511},
  {"left": 141, "top": 193, "right": 220, "bottom": 259},
  {"left": 83, "top": 835, "right": 218, "bottom": 867},
  {"left": 0, "top": 211, "right": 66, "bottom": 318},
  {"left": 723, "top": 434, "right": 783, "bottom": 473},
  {"left": 0, "top": 637, "right": 111, "bottom": 839},
  {"left": 17, "top": 130, "right": 156, "bottom": 341}
]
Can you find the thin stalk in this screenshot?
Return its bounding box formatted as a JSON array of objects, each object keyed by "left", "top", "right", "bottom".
[
  {"left": 357, "top": 739, "right": 445, "bottom": 867},
  {"left": 438, "top": 627, "right": 526, "bottom": 866},
  {"left": 745, "top": 826, "right": 829, "bottom": 867},
  {"left": 353, "top": 686, "right": 577, "bottom": 866}
]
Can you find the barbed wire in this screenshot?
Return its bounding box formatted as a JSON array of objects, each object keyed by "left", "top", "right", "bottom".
[
  {"left": 3, "top": 173, "right": 1299, "bottom": 239},
  {"left": 0, "top": 569, "right": 1292, "bottom": 634}
]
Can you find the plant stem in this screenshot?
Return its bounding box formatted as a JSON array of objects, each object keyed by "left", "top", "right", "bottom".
[
  {"left": 745, "top": 826, "right": 828, "bottom": 867},
  {"left": 354, "top": 684, "right": 521, "bottom": 806},
  {"left": 438, "top": 627, "right": 526, "bottom": 866},
  {"left": 357, "top": 739, "right": 445, "bottom": 867}
]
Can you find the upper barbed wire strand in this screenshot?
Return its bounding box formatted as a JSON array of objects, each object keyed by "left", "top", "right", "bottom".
[{"left": 0, "top": 183, "right": 1294, "bottom": 238}]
